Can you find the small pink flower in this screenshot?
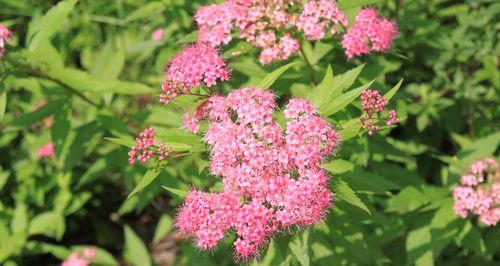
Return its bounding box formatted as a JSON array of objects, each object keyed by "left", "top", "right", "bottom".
[
  {"left": 61, "top": 249, "right": 96, "bottom": 266},
  {"left": 0, "top": 24, "right": 12, "bottom": 58},
  {"left": 160, "top": 42, "right": 229, "bottom": 105},
  {"left": 38, "top": 143, "right": 54, "bottom": 159},
  {"left": 151, "top": 28, "right": 164, "bottom": 41}
]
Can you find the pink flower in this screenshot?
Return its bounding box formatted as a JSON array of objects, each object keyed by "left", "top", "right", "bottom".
[
  {"left": 194, "top": 0, "right": 348, "bottom": 64},
  {"left": 297, "top": 0, "right": 347, "bottom": 40},
  {"left": 128, "top": 128, "right": 172, "bottom": 164},
  {"left": 359, "top": 89, "right": 399, "bottom": 135},
  {"left": 38, "top": 143, "right": 54, "bottom": 159},
  {"left": 452, "top": 157, "right": 500, "bottom": 226},
  {"left": 342, "top": 8, "right": 398, "bottom": 58},
  {"left": 176, "top": 87, "right": 339, "bottom": 260},
  {"left": 160, "top": 43, "right": 229, "bottom": 105},
  {"left": 61, "top": 248, "right": 96, "bottom": 266},
  {"left": 0, "top": 24, "right": 12, "bottom": 58},
  {"left": 151, "top": 28, "right": 164, "bottom": 41}
]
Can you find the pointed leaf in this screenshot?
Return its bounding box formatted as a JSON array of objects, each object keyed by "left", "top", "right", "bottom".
[
  {"left": 319, "top": 80, "right": 374, "bottom": 116},
  {"left": 258, "top": 61, "right": 299, "bottom": 90},
  {"left": 128, "top": 170, "right": 161, "bottom": 198},
  {"left": 162, "top": 186, "right": 188, "bottom": 198},
  {"left": 384, "top": 79, "right": 404, "bottom": 100}
]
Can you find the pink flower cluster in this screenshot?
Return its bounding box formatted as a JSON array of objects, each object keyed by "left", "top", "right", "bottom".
[
  {"left": 195, "top": 0, "right": 347, "bottom": 64},
  {"left": 160, "top": 42, "right": 229, "bottom": 105},
  {"left": 176, "top": 87, "right": 339, "bottom": 260},
  {"left": 61, "top": 248, "right": 96, "bottom": 266},
  {"left": 38, "top": 143, "right": 54, "bottom": 159},
  {"left": 128, "top": 128, "right": 172, "bottom": 165},
  {"left": 0, "top": 24, "right": 12, "bottom": 58},
  {"left": 453, "top": 157, "right": 500, "bottom": 226},
  {"left": 342, "top": 8, "right": 398, "bottom": 58},
  {"left": 359, "top": 89, "right": 399, "bottom": 136}
]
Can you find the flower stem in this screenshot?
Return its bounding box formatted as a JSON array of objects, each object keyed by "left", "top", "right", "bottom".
[{"left": 299, "top": 45, "right": 318, "bottom": 86}]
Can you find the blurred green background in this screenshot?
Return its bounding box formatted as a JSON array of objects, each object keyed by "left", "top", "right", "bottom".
[{"left": 0, "top": 0, "right": 498, "bottom": 265}]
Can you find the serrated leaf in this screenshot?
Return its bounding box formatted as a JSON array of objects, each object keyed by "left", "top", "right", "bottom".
[
  {"left": 258, "top": 61, "right": 299, "bottom": 90},
  {"left": 319, "top": 80, "right": 374, "bottom": 116},
  {"left": 332, "top": 178, "right": 371, "bottom": 215},
  {"left": 123, "top": 226, "right": 152, "bottom": 266},
  {"left": 162, "top": 186, "right": 188, "bottom": 198},
  {"left": 128, "top": 170, "right": 161, "bottom": 198}
]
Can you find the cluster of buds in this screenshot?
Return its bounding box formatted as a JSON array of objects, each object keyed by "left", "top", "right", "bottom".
[
  {"left": 453, "top": 158, "right": 499, "bottom": 226},
  {"left": 128, "top": 128, "right": 172, "bottom": 165},
  {"left": 176, "top": 87, "right": 339, "bottom": 261},
  {"left": 359, "top": 89, "right": 400, "bottom": 135},
  {"left": 0, "top": 24, "right": 12, "bottom": 58}
]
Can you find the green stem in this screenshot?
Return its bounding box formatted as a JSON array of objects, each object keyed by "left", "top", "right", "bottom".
[{"left": 299, "top": 46, "right": 318, "bottom": 86}]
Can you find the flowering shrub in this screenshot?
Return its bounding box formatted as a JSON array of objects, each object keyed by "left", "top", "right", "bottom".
[{"left": 0, "top": 1, "right": 498, "bottom": 266}]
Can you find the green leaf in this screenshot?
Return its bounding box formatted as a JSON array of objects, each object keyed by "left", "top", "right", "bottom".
[
  {"left": 51, "top": 99, "right": 71, "bottom": 161},
  {"left": 313, "top": 64, "right": 365, "bottom": 108},
  {"left": 289, "top": 231, "right": 311, "bottom": 266},
  {"left": 105, "top": 137, "right": 135, "bottom": 147},
  {"left": 258, "top": 61, "right": 299, "bottom": 90},
  {"left": 387, "top": 186, "right": 428, "bottom": 213},
  {"left": 162, "top": 186, "right": 188, "bottom": 198},
  {"left": 0, "top": 91, "right": 6, "bottom": 121},
  {"left": 332, "top": 178, "right": 371, "bottom": 215},
  {"left": 123, "top": 226, "right": 152, "bottom": 266},
  {"left": 128, "top": 170, "right": 161, "bottom": 198},
  {"left": 338, "top": 0, "right": 384, "bottom": 10},
  {"left": 6, "top": 99, "right": 64, "bottom": 130},
  {"left": 11, "top": 203, "right": 28, "bottom": 234},
  {"left": 153, "top": 215, "right": 173, "bottom": 244},
  {"left": 125, "top": 2, "right": 164, "bottom": 22},
  {"left": 90, "top": 42, "right": 126, "bottom": 80},
  {"left": 309, "top": 65, "right": 333, "bottom": 106},
  {"left": 28, "top": 211, "right": 65, "bottom": 240},
  {"left": 383, "top": 79, "right": 404, "bottom": 100},
  {"left": 319, "top": 80, "right": 374, "bottom": 116},
  {"left": 322, "top": 159, "right": 354, "bottom": 174},
  {"left": 47, "top": 68, "right": 151, "bottom": 94},
  {"left": 27, "top": 0, "right": 78, "bottom": 51}
]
